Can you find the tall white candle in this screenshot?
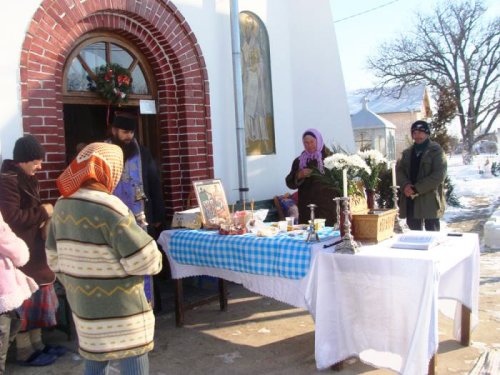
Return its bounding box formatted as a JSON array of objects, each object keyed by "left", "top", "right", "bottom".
[
  {"left": 342, "top": 169, "right": 348, "bottom": 197},
  {"left": 392, "top": 162, "right": 397, "bottom": 187}
]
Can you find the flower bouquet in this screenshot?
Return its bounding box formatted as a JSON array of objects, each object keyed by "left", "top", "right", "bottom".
[
  {"left": 319, "top": 153, "right": 371, "bottom": 197},
  {"left": 357, "top": 150, "right": 388, "bottom": 208},
  {"left": 357, "top": 150, "right": 388, "bottom": 191}
]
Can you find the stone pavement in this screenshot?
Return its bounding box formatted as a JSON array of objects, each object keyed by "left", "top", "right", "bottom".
[{"left": 6, "top": 213, "right": 499, "bottom": 374}]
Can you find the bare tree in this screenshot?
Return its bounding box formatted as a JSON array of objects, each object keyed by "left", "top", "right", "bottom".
[{"left": 367, "top": 0, "right": 499, "bottom": 163}]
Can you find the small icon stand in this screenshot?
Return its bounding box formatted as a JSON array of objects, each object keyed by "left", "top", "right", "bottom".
[
  {"left": 335, "top": 197, "right": 359, "bottom": 254},
  {"left": 391, "top": 185, "right": 409, "bottom": 233},
  {"left": 305, "top": 204, "right": 320, "bottom": 242}
]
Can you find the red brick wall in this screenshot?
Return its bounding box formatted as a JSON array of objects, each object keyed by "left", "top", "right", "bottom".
[{"left": 20, "top": 0, "right": 213, "bottom": 218}]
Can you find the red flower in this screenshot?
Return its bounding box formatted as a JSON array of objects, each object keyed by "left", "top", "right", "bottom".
[
  {"left": 95, "top": 64, "right": 131, "bottom": 104},
  {"left": 104, "top": 69, "right": 113, "bottom": 81},
  {"left": 117, "top": 74, "right": 130, "bottom": 86}
]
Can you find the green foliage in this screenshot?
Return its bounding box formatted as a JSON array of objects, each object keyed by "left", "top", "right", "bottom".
[
  {"left": 90, "top": 63, "right": 132, "bottom": 105},
  {"left": 445, "top": 175, "right": 462, "bottom": 207},
  {"left": 310, "top": 166, "right": 364, "bottom": 198},
  {"left": 309, "top": 166, "right": 342, "bottom": 196},
  {"left": 430, "top": 85, "right": 456, "bottom": 154},
  {"left": 358, "top": 168, "right": 379, "bottom": 192},
  {"left": 376, "top": 167, "right": 395, "bottom": 209}
]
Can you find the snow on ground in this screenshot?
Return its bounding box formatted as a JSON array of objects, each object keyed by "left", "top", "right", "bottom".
[{"left": 444, "top": 154, "right": 500, "bottom": 223}]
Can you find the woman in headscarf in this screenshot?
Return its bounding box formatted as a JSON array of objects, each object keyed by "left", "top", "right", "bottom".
[
  {"left": 0, "top": 135, "right": 63, "bottom": 367},
  {"left": 45, "top": 143, "right": 163, "bottom": 375},
  {"left": 285, "top": 128, "right": 338, "bottom": 226}
]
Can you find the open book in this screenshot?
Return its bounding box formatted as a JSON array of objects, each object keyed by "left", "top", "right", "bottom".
[{"left": 391, "top": 231, "right": 446, "bottom": 250}]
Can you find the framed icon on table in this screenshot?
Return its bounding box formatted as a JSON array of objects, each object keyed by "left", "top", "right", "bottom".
[{"left": 193, "top": 179, "right": 230, "bottom": 228}]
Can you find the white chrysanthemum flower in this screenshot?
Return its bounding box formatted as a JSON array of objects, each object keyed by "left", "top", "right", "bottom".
[
  {"left": 347, "top": 154, "right": 372, "bottom": 175},
  {"left": 324, "top": 153, "right": 350, "bottom": 170},
  {"left": 357, "top": 149, "right": 387, "bottom": 166}
]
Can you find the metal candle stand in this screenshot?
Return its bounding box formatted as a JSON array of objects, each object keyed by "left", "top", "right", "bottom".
[
  {"left": 305, "top": 204, "right": 320, "bottom": 242},
  {"left": 391, "top": 185, "right": 409, "bottom": 233},
  {"left": 335, "top": 197, "right": 360, "bottom": 254},
  {"left": 333, "top": 197, "right": 342, "bottom": 231}
]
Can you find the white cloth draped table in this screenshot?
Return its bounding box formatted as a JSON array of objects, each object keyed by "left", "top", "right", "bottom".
[{"left": 158, "top": 231, "right": 479, "bottom": 375}]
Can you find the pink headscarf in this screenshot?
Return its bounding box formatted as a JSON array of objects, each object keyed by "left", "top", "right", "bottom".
[{"left": 298, "top": 128, "right": 324, "bottom": 172}]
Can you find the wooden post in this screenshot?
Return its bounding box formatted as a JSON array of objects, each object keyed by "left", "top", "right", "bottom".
[
  {"left": 428, "top": 355, "right": 436, "bottom": 375},
  {"left": 219, "top": 279, "right": 228, "bottom": 311},
  {"left": 175, "top": 279, "right": 184, "bottom": 327},
  {"left": 460, "top": 304, "right": 471, "bottom": 346},
  {"left": 331, "top": 360, "right": 344, "bottom": 371}
]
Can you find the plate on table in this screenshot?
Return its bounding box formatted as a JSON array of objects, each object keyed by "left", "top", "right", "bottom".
[{"left": 255, "top": 226, "right": 279, "bottom": 237}]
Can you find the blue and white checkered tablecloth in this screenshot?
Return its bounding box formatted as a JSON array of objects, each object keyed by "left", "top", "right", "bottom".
[{"left": 168, "top": 228, "right": 339, "bottom": 279}]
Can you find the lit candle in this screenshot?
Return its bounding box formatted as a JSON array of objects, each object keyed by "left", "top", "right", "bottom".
[
  {"left": 342, "top": 169, "right": 348, "bottom": 197},
  {"left": 391, "top": 162, "right": 397, "bottom": 187}
]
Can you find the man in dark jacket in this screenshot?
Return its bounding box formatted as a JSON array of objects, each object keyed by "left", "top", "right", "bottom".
[
  {"left": 396, "top": 121, "right": 447, "bottom": 231},
  {"left": 107, "top": 113, "right": 166, "bottom": 309}
]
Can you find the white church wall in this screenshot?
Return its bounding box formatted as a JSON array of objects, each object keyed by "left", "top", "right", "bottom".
[
  {"left": 177, "top": 0, "right": 350, "bottom": 202},
  {"left": 0, "top": 0, "right": 41, "bottom": 160},
  {"left": 221, "top": 0, "right": 354, "bottom": 201},
  {"left": 0, "top": 0, "right": 354, "bottom": 204},
  {"left": 288, "top": 0, "right": 355, "bottom": 154}
]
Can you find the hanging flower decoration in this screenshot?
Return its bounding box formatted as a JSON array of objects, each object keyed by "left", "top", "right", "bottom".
[
  {"left": 357, "top": 150, "right": 388, "bottom": 191},
  {"left": 89, "top": 63, "right": 133, "bottom": 105}
]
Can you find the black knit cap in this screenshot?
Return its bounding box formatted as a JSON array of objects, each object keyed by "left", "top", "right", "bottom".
[
  {"left": 13, "top": 135, "right": 45, "bottom": 163},
  {"left": 112, "top": 114, "right": 137, "bottom": 131},
  {"left": 411, "top": 120, "right": 431, "bottom": 135}
]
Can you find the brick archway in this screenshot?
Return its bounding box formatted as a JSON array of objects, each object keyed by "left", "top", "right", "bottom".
[{"left": 20, "top": 0, "right": 213, "bottom": 217}]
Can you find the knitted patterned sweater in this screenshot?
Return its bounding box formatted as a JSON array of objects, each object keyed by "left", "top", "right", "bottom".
[{"left": 45, "top": 188, "right": 163, "bottom": 361}]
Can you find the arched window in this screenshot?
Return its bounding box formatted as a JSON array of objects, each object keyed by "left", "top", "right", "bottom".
[
  {"left": 239, "top": 11, "right": 275, "bottom": 155},
  {"left": 61, "top": 34, "right": 159, "bottom": 163},
  {"left": 63, "top": 33, "right": 155, "bottom": 104}
]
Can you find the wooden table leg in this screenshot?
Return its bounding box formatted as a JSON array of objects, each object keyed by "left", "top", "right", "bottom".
[
  {"left": 460, "top": 304, "right": 471, "bottom": 346},
  {"left": 428, "top": 354, "right": 436, "bottom": 375},
  {"left": 330, "top": 360, "right": 344, "bottom": 371},
  {"left": 219, "top": 278, "right": 228, "bottom": 311},
  {"left": 175, "top": 279, "right": 184, "bottom": 327}
]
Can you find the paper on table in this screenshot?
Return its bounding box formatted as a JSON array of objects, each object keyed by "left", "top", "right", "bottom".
[{"left": 392, "top": 232, "right": 447, "bottom": 250}]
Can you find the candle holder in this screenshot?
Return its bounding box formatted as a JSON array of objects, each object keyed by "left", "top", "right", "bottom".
[
  {"left": 333, "top": 197, "right": 342, "bottom": 231},
  {"left": 305, "top": 204, "right": 320, "bottom": 242},
  {"left": 335, "top": 197, "right": 360, "bottom": 254},
  {"left": 391, "top": 185, "right": 409, "bottom": 233}
]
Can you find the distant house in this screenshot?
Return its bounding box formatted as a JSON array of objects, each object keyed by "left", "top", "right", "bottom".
[
  {"left": 348, "top": 85, "right": 433, "bottom": 157},
  {"left": 350, "top": 98, "right": 396, "bottom": 160}
]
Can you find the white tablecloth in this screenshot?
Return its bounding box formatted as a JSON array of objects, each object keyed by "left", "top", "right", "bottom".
[{"left": 157, "top": 231, "right": 480, "bottom": 375}]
